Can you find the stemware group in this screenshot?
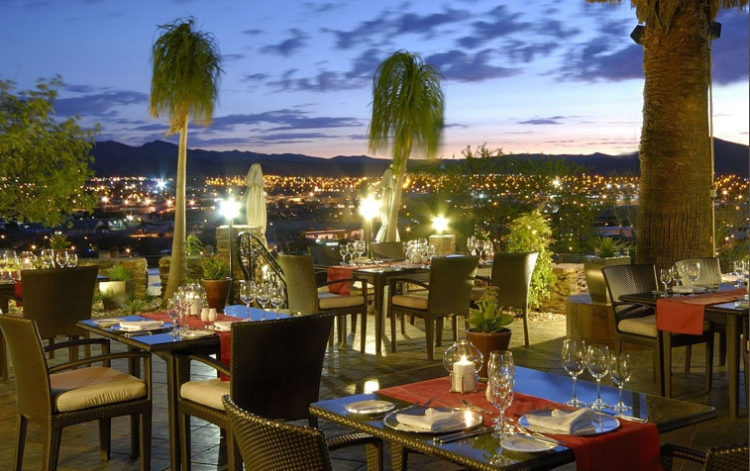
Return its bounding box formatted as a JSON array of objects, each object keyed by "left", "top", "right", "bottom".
[{"left": 561, "top": 339, "right": 632, "bottom": 412}]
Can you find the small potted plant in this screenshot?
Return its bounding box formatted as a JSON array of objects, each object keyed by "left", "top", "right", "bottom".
[
  {"left": 584, "top": 237, "right": 633, "bottom": 305},
  {"left": 466, "top": 286, "right": 514, "bottom": 377},
  {"left": 200, "top": 255, "right": 232, "bottom": 313},
  {"left": 99, "top": 263, "right": 134, "bottom": 310}
]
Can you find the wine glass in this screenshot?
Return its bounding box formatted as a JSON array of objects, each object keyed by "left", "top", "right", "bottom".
[
  {"left": 671, "top": 265, "right": 683, "bottom": 286},
  {"left": 609, "top": 353, "right": 632, "bottom": 413},
  {"left": 41, "top": 249, "right": 55, "bottom": 268},
  {"left": 487, "top": 350, "right": 515, "bottom": 438},
  {"left": 238, "top": 280, "right": 256, "bottom": 319},
  {"left": 167, "top": 297, "right": 179, "bottom": 339},
  {"left": 67, "top": 252, "right": 78, "bottom": 267},
  {"left": 685, "top": 261, "right": 701, "bottom": 294},
  {"left": 339, "top": 243, "right": 349, "bottom": 265},
  {"left": 467, "top": 235, "right": 477, "bottom": 256},
  {"left": 561, "top": 338, "right": 587, "bottom": 407},
  {"left": 0, "top": 251, "right": 8, "bottom": 280},
  {"left": 659, "top": 268, "right": 672, "bottom": 297},
  {"left": 55, "top": 250, "right": 69, "bottom": 268},
  {"left": 256, "top": 282, "right": 271, "bottom": 319},
  {"left": 270, "top": 284, "right": 285, "bottom": 319},
  {"left": 586, "top": 344, "right": 610, "bottom": 411},
  {"left": 346, "top": 243, "right": 356, "bottom": 265},
  {"left": 355, "top": 240, "right": 366, "bottom": 261}
]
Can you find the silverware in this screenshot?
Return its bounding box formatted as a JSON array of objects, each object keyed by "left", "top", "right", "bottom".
[
  {"left": 461, "top": 399, "right": 494, "bottom": 415},
  {"left": 434, "top": 426, "right": 491, "bottom": 444},
  {"left": 514, "top": 421, "right": 566, "bottom": 446},
  {"left": 394, "top": 396, "right": 434, "bottom": 414},
  {"left": 615, "top": 414, "right": 648, "bottom": 423}
]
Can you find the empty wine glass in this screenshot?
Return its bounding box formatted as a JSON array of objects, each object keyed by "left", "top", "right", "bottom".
[
  {"left": 561, "top": 338, "right": 587, "bottom": 407},
  {"left": 55, "top": 250, "right": 69, "bottom": 268},
  {"left": 256, "top": 282, "right": 271, "bottom": 319},
  {"left": 487, "top": 350, "right": 515, "bottom": 439},
  {"left": 67, "top": 252, "right": 78, "bottom": 267},
  {"left": 339, "top": 243, "right": 348, "bottom": 265},
  {"left": 685, "top": 261, "right": 701, "bottom": 295},
  {"left": 167, "top": 297, "right": 179, "bottom": 339},
  {"left": 238, "top": 280, "right": 256, "bottom": 319},
  {"left": 672, "top": 265, "right": 683, "bottom": 286},
  {"left": 609, "top": 353, "right": 632, "bottom": 413},
  {"left": 355, "top": 240, "right": 366, "bottom": 261},
  {"left": 586, "top": 344, "right": 610, "bottom": 411},
  {"left": 659, "top": 268, "right": 672, "bottom": 297},
  {"left": 467, "top": 235, "right": 477, "bottom": 256},
  {"left": 41, "top": 249, "right": 55, "bottom": 268},
  {"left": 270, "top": 284, "right": 285, "bottom": 319}
]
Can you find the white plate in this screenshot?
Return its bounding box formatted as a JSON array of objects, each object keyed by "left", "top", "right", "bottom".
[
  {"left": 383, "top": 407, "right": 483, "bottom": 433},
  {"left": 181, "top": 329, "right": 214, "bottom": 338},
  {"left": 93, "top": 318, "right": 125, "bottom": 328},
  {"left": 520, "top": 411, "right": 619, "bottom": 436},
  {"left": 345, "top": 400, "right": 395, "bottom": 415},
  {"left": 501, "top": 435, "right": 557, "bottom": 452}
]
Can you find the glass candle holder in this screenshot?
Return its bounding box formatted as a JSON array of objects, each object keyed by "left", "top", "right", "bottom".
[{"left": 443, "top": 339, "right": 483, "bottom": 393}]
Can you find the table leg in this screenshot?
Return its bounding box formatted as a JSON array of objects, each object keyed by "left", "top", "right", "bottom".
[
  {"left": 661, "top": 330, "right": 671, "bottom": 397},
  {"left": 159, "top": 352, "right": 182, "bottom": 471},
  {"left": 0, "top": 330, "right": 7, "bottom": 380},
  {"left": 374, "top": 277, "right": 384, "bottom": 356},
  {"left": 725, "top": 315, "right": 740, "bottom": 418}
]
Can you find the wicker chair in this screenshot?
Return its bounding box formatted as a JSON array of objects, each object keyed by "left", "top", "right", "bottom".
[
  {"left": 278, "top": 253, "right": 369, "bottom": 351},
  {"left": 19, "top": 265, "right": 100, "bottom": 360},
  {"left": 308, "top": 244, "right": 344, "bottom": 284},
  {"left": 471, "top": 252, "right": 538, "bottom": 347},
  {"left": 388, "top": 255, "right": 479, "bottom": 360},
  {"left": 0, "top": 315, "right": 152, "bottom": 471},
  {"left": 602, "top": 264, "right": 714, "bottom": 397},
  {"left": 223, "top": 396, "right": 334, "bottom": 471},
  {"left": 661, "top": 442, "right": 749, "bottom": 471},
  {"left": 370, "top": 242, "right": 405, "bottom": 260},
  {"left": 176, "top": 313, "right": 382, "bottom": 471}
]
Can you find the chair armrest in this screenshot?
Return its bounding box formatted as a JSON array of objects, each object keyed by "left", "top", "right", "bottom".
[
  {"left": 320, "top": 277, "right": 357, "bottom": 287},
  {"left": 660, "top": 443, "right": 707, "bottom": 467},
  {"left": 44, "top": 337, "right": 110, "bottom": 354},
  {"left": 175, "top": 352, "right": 230, "bottom": 384},
  {"left": 387, "top": 277, "right": 430, "bottom": 292},
  {"left": 475, "top": 275, "right": 491, "bottom": 285},
  {"left": 48, "top": 350, "right": 150, "bottom": 373}
]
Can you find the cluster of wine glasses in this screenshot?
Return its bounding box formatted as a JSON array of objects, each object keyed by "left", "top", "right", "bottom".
[
  {"left": 486, "top": 350, "right": 515, "bottom": 438},
  {"left": 0, "top": 248, "right": 79, "bottom": 279},
  {"left": 466, "top": 235, "right": 494, "bottom": 262},
  {"left": 561, "top": 339, "right": 631, "bottom": 413},
  {"left": 403, "top": 239, "right": 435, "bottom": 265},
  {"left": 339, "top": 240, "right": 367, "bottom": 265},
  {"left": 167, "top": 283, "right": 207, "bottom": 338},
  {"left": 238, "top": 278, "right": 286, "bottom": 320},
  {"left": 0, "top": 250, "right": 18, "bottom": 281},
  {"left": 733, "top": 260, "right": 748, "bottom": 288}
]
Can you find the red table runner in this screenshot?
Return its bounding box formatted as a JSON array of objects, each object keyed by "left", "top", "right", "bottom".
[
  {"left": 378, "top": 377, "right": 660, "bottom": 471},
  {"left": 327, "top": 264, "right": 384, "bottom": 295},
  {"left": 656, "top": 288, "right": 745, "bottom": 335}
]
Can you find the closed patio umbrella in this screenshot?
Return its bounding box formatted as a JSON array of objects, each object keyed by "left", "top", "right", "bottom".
[
  {"left": 245, "top": 163, "right": 267, "bottom": 245},
  {"left": 375, "top": 167, "right": 399, "bottom": 242}
]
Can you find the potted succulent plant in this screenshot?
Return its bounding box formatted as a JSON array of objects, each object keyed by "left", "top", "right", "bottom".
[
  {"left": 466, "top": 286, "right": 514, "bottom": 378},
  {"left": 200, "top": 255, "right": 232, "bottom": 313},
  {"left": 99, "top": 263, "right": 134, "bottom": 310},
  {"left": 583, "top": 237, "right": 633, "bottom": 305}
]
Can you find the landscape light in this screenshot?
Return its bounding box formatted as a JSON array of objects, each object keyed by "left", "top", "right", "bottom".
[{"left": 432, "top": 215, "right": 449, "bottom": 234}]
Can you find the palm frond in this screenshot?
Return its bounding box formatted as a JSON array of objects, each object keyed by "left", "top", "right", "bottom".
[{"left": 149, "top": 17, "right": 223, "bottom": 135}]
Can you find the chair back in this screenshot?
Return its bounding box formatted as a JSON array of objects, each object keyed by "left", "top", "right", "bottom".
[
  {"left": 223, "top": 396, "right": 333, "bottom": 471},
  {"left": 370, "top": 242, "right": 405, "bottom": 260},
  {"left": 278, "top": 254, "right": 320, "bottom": 314},
  {"left": 675, "top": 257, "right": 722, "bottom": 287},
  {"left": 602, "top": 264, "right": 657, "bottom": 323},
  {"left": 490, "top": 252, "right": 539, "bottom": 310},
  {"left": 0, "top": 315, "right": 53, "bottom": 422},
  {"left": 229, "top": 312, "right": 335, "bottom": 423},
  {"left": 308, "top": 244, "right": 342, "bottom": 267},
  {"left": 427, "top": 256, "right": 480, "bottom": 316},
  {"left": 703, "top": 443, "right": 750, "bottom": 471},
  {"left": 20, "top": 266, "right": 99, "bottom": 340}
]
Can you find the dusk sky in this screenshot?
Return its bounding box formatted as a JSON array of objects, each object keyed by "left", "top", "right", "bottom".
[{"left": 1, "top": 0, "right": 748, "bottom": 160}]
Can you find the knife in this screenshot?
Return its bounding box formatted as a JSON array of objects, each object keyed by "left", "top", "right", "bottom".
[{"left": 433, "top": 426, "right": 491, "bottom": 444}]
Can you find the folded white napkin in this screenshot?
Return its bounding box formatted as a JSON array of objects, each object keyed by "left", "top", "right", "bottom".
[
  {"left": 119, "top": 320, "right": 163, "bottom": 332},
  {"left": 396, "top": 408, "right": 466, "bottom": 432},
  {"left": 525, "top": 408, "right": 596, "bottom": 434},
  {"left": 213, "top": 320, "right": 236, "bottom": 332},
  {"left": 671, "top": 286, "right": 694, "bottom": 294}
]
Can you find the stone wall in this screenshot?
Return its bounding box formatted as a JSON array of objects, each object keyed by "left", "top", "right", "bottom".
[
  {"left": 539, "top": 263, "right": 586, "bottom": 314},
  {"left": 81, "top": 257, "right": 148, "bottom": 297}
]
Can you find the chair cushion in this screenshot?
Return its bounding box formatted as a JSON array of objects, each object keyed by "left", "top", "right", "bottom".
[
  {"left": 180, "top": 378, "right": 230, "bottom": 410},
  {"left": 392, "top": 294, "right": 428, "bottom": 310},
  {"left": 318, "top": 292, "right": 364, "bottom": 309},
  {"left": 618, "top": 315, "right": 658, "bottom": 338},
  {"left": 51, "top": 367, "right": 146, "bottom": 413}
]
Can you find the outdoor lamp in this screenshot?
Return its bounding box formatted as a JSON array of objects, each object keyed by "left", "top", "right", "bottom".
[
  {"left": 219, "top": 197, "right": 241, "bottom": 276},
  {"left": 359, "top": 195, "right": 379, "bottom": 243},
  {"left": 432, "top": 215, "right": 449, "bottom": 234}
]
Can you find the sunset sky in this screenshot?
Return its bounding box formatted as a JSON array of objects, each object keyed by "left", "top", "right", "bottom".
[{"left": 1, "top": 0, "right": 747, "bottom": 160}]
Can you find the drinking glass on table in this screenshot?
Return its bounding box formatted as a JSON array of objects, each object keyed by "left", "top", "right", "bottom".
[
  {"left": 609, "top": 353, "right": 632, "bottom": 413},
  {"left": 586, "top": 344, "right": 610, "bottom": 411},
  {"left": 354, "top": 240, "right": 366, "bottom": 261},
  {"left": 238, "top": 280, "right": 256, "bottom": 320},
  {"left": 41, "top": 249, "right": 55, "bottom": 269},
  {"left": 167, "top": 297, "right": 179, "bottom": 339},
  {"left": 659, "top": 268, "right": 672, "bottom": 297},
  {"left": 487, "top": 350, "right": 515, "bottom": 438},
  {"left": 339, "top": 243, "right": 349, "bottom": 265},
  {"left": 67, "top": 252, "right": 78, "bottom": 267},
  {"left": 561, "top": 338, "right": 587, "bottom": 407},
  {"left": 55, "top": 250, "right": 69, "bottom": 268},
  {"left": 270, "top": 284, "right": 285, "bottom": 318},
  {"left": 256, "top": 282, "right": 271, "bottom": 319},
  {"left": 671, "top": 265, "right": 682, "bottom": 286},
  {"left": 685, "top": 261, "right": 701, "bottom": 295}
]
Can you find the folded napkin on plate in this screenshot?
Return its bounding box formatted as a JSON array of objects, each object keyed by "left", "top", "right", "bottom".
[
  {"left": 672, "top": 286, "right": 706, "bottom": 294},
  {"left": 213, "top": 320, "right": 236, "bottom": 332},
  {"left": 525, "top": 408, "right": 596, "bottom": 434},
  {"left": 119, "top": 320, "right": 164, "bottom": 332},
  {"left": 396, "top": 407, "right": 465, "bottom": 432}
]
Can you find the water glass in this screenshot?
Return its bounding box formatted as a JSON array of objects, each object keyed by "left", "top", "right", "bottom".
[
  {"left": 67, "top": 253, "right": 78, "bottom": 267},
  {"left": 41, "top": 249, "right": 55, "bottom": 268},
  {"left": 609, "top": 353, "right": 632, "bottom": 413},
  {"left": 561, "top": 338, "right": 587, "bottom": 407},
  {"left": 659, "top": 268, "right": 672, "bottom": 297},
  {"left": 55, "top": 250, "right": 69, "bottom": 268},
  {"left": 487, "top": 350, "right": 514, "bottom": 438},
  {"left": 586, "top": 344, "right": 610, "bottom": 411},
  {"left": 238, "top": 280, "right": 255, "bottom": 319}
]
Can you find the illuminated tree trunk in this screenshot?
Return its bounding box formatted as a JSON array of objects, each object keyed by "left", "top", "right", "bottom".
[{"left": 164, "top": 123, "right": 188, "bottom": 301}]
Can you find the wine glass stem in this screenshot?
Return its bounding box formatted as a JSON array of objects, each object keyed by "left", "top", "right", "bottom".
[
  {"left": 596, "top": 378, "right": 602, "bottom": 403},
  {"left": 572, "top": 376, "right": 578, "bottom": 401},
  {"left": 618, "top": 385, "right": 624, "bottom": 406},
  {"left": 246, "top": 302, "right": 250, "bottom": 318}
]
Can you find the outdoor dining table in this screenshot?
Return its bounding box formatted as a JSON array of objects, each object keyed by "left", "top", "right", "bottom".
[
  {"left": 310, "top": 366, "right": 717, "bottom": 471},
  {"left": 620, "top": 284, "right": 748, "bottom": 418},
  {"left": 77, "top": 305, "right": 281, "bottom": 470}
]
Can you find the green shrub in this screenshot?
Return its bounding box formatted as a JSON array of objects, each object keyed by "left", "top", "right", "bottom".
[
  {"left": 504, "top": 210, "right": 555, "bottom": 309},
  {"left": 201, "top": 255, "right": 230, "bottom": 280},
  {"left": 105, "top": 263, "right": 132, "bottom": 281}
]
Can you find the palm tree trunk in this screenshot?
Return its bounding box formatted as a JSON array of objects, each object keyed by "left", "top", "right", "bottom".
[
  {"left": 636, "top": 7, "right": 713, "bottom": 267},
  {"left": 163, "top": 122, "right": 189, "bottom": 304},
  {"left": 386, "top": 154, "right": 409, "bottom": 242}
]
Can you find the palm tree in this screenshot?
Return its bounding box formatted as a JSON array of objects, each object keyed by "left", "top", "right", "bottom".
[
  {"left": 150, "top": 17, "right": 222, "bottom": 302},
  {"left": 368, "top": 51, "right": 444, "bottom": 242},
  {"left": 587, "top": 0, "right": 747, "bottom": 267}
]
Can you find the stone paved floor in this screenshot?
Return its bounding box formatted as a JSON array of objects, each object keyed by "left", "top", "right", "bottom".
[{"left": 0, "top": 312, "right": 747, "bottom": 470}]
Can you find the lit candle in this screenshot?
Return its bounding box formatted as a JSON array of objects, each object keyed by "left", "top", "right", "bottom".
[{"left": 452, "top": 356, "right": 476, "bottom": 392}]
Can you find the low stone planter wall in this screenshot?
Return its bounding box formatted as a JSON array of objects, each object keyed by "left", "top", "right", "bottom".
[{"left": 81, "top": 257, "right": 148, "bottom": 298}]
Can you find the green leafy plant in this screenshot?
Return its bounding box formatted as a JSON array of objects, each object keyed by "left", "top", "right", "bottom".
[
  {"left": 105, "top": 263, "right": 132, "bottom": 281},
  {"left": 504, "top": 210, "right": 555, "bottom": 309},
  {"left": 589, "top": 236, "right": 632, "bottom": 258},
  {"left": 201, "top": 255, "right": 230, "bottom": 280},
  {"left": 186, "top": 233, "right": 205, "bottom": 257},
  {"left": 467, "top": 287, "right": 514, "bottom": 333},
  {"left": 49, "top": 233, "right": 71, "bottom": 250}
]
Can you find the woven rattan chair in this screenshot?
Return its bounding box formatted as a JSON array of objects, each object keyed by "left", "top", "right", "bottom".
[
  {"left": 0, "top": 315, "right": 152, "bottom": 471},
  {"left": 370, "top": 242, "right": 406, "bottom": 260},
  {"left": 602, "top": 264, "right": 714, "bottom": 397},
  {"left": 176, "top": 313, "right": 382, "bottom": 471},
  {"left": 388, "top": 255, "right": 479, "bottom": 360},
  {"left": 661, "top": 442, "right": 749, "bottom": 471},
  {"left": 471, "top": 252, "right": 538, "bottom": 347},
  {"left": 20, "top": 265, "right": 99, "bottom": 360},
  {"left": 223, "top": 395, "right": 334, "bottom": 471},
  {"left": 278, "top": 253, "right": 369, "bottom": 351},
  {"left": 308, "top": 244, "right": 344, "bottom": 284}
]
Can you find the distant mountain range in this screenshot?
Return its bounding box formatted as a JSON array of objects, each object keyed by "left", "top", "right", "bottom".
[{"left": 90, "top": 138, "right": 749, "bottom": 178}]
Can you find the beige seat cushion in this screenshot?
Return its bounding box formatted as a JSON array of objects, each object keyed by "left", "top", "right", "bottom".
[
  {"left": 180, "top": 379, "right": 230, "bottom": 410},
  {"left": 318, "top": 292, "right": 364, "bottom": 309},
  {"left": 51, "top": 367, "right": 146, "bottom": 413},
  {"left": 392, "top": 294, "right": 428, "bottom": 310},
  {"left": 618, "top": 315, "right": 658, "bottom": 338}
]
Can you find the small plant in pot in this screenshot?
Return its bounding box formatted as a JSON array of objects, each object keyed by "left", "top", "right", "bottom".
[
  {"left": 200, "top": 255, "right": 232, "bottom": 313},
  {"left": 584, "top": 237, "right": 633, "bottom": 305},
  {"left": 466, "top": 286, "right": 514, "bottom": 378},
  {"left": 100, "top": 263, "right": 134, "bottom": 310}
]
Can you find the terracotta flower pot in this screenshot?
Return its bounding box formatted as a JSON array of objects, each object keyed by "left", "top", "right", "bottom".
[
  {"left": 467, "top": 328, "right": 512, "bottom": 378},
  {"left": 201, "top": 278, "right": 232, "bottom": 313}
]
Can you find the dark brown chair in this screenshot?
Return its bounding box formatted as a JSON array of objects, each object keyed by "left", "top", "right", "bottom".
[
  {"left": 388, "top": 255, "right": 479, "bottom": 360},
  {"left": 278, "top": 253, "right": 369, "bottom": 351},
  {"left": 0, "top": 315, "right": 152, "bottom": 471},
  {"left": 20, "top": 265, "right": 100, "bottom": 359},
  {"left": 602, "top": 264, "right": 714, "bottom": 397},
  {"left": 176, "top": 313, "right": 382, "bottom": 471},
  {"left": 661, "top": 442, "right": 749, "bottom": 471},
  {"left": 370, "top": 242, "right": 405, "bottom": 260}
]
